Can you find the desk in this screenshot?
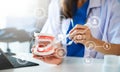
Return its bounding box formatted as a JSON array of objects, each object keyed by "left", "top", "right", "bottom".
[{"left": 0, "top": 53, "right": 104, "bottom": 72}]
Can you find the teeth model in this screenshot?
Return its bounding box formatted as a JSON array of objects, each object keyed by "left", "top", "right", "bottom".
[{"left": 32, "top": 33, "right": 66, "bottom": 58}]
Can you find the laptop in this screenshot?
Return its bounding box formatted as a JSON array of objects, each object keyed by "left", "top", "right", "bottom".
[{"left": 0, "top": 48, "right": 39, "bottom": 70}]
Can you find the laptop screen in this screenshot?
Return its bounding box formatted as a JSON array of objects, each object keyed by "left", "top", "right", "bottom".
[
  {"left": 0, "top": 48, "right": 39, "bottom": 70},
  {"left": 0, "top": 49, "right": 13, "bottom": 70}
]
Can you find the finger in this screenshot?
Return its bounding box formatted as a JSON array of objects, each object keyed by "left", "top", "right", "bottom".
[
  {"left": 69, "top": 27, "right": 87, "bottom": 39},
  {"left": 72, "top": 36, "right": 77, "bottom": 42},
  {"left": 72, "top": 35, "right": 85, "bottom": 44},
  {"left": 71, "top": 29, "right": 85, "bottom": 35},
  {"left": 31, "top": 44, "right": 36, "bottom": 53},
  {"left": 82, "top": 34, "right": 86, "bottom": 40},
  {"left": 74, "top": 36, "right": 84, "bottom": 43},
  {"left": 43, "top": 55, "right": 62, "bottom": 65},
  {"left": 69, "top": 30, "right": 84, "bottom": 40},
  {"left": 69, "top": 30, "right": 77, "bottom": 40},
  {"left": 33, "top": 55, "right": 45, "bottom": 61},
  {"left": 74, "top": 40, "right": 85, "bottom": 44},
  {"left": 31, "top": 48, "right": 34, "bottom": 53},
  {"left": 33, "top": 55, "right": 43, "bottom": 58},
  {"left": 43, "top": 54, "right": 55, "bottom": 58},
  {"left": 69, "top": 27, "right": 91, "bottom": 41},
  {"left": 69, "top": 24, "right": 88, "bottom": 34},
  {"left": 43, "top": 55, "right": 57, "bottom": 63}
]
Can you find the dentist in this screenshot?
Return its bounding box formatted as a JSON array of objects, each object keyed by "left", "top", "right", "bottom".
[{"left": 33, "top": 0, "right": 120, "bottom": 64}]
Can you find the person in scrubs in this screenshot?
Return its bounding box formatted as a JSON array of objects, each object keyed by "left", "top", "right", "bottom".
[{"left": 32, "top": 0, "right": 120, "bottom": 64}]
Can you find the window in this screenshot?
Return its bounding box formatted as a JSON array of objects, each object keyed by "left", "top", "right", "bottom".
[{"left": 0, "top": 0, "right": 49, "bottom": 29}]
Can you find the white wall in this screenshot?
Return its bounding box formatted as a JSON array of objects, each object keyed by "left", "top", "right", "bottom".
[{"left": 0, "top": 0, "right": 49, "bottom": 17}]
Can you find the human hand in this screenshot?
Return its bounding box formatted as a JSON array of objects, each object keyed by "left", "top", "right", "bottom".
[
  {"left": 32, "top": 43, "right": 64, "bottom": 65},
  {"left": 69, "top": 24, "right": 94, "bottom": 45}
]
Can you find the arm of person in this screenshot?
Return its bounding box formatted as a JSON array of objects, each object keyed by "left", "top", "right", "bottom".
[
  {"left": 93, "top": 0, "right": 120, "bottom": 55},
  {"left": 69, "top": 1, "right": 120, "bottom": 56},
  {"left": 69, "top": 24, "right": 120, "bottom": 55},
  {"left": 90, "top": 37, "right": 120, "bottom": 55}
]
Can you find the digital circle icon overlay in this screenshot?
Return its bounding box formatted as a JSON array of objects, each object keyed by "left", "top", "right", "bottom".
[
  {"left": 55, "top": 48, "right": 66, "bottom": 58},
  {"left": 85, "top": 41, "right": 96, "bottom": 50},
  {"left": 87, "top": 16, "right": 100, "bottom": 28},
  {"left": 16, "top": 57, "right": 28, "bottom": 65},
  {"left": 103, "top": 43, "right": 111, "bottom": 50},
  {"left": 36, "top": 8, "right": 46, "bottom": 18},
  {"left": 84, "top": 55, "right": 93, "bottom": 64}
]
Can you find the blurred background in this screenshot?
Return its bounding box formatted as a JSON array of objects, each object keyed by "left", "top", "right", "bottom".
[{"left": 0, "top": 0, "right": 50, "bottom": 54}]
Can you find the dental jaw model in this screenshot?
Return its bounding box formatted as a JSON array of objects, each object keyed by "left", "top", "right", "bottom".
[{"left": 32, "top": 33, "right": 66, "bottom": 58}]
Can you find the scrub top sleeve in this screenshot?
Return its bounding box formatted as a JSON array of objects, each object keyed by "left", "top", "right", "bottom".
[
  {"left": 40, "top": 0, "right": 61, "bottom": 36},
  {"left": 108, "top": 0, "right": 120, "bottom": 44},
  {"left": 40, "top": 18, "right": 53, "bottom": 34}
]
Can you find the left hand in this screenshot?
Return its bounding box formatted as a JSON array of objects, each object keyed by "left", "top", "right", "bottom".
[
  {"left": 33, "top": 52, "right": 63, "bottom": 65},
  {"left": 32, "top": 43, "right": 63, "bottom": 65},
  {"left": 69, "top": 24, "right": 94, "bottom": 44}
]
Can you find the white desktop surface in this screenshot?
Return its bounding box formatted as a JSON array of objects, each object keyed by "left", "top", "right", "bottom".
[{"left": 0, "top": 53, "right": 104, "bottom": 72}]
